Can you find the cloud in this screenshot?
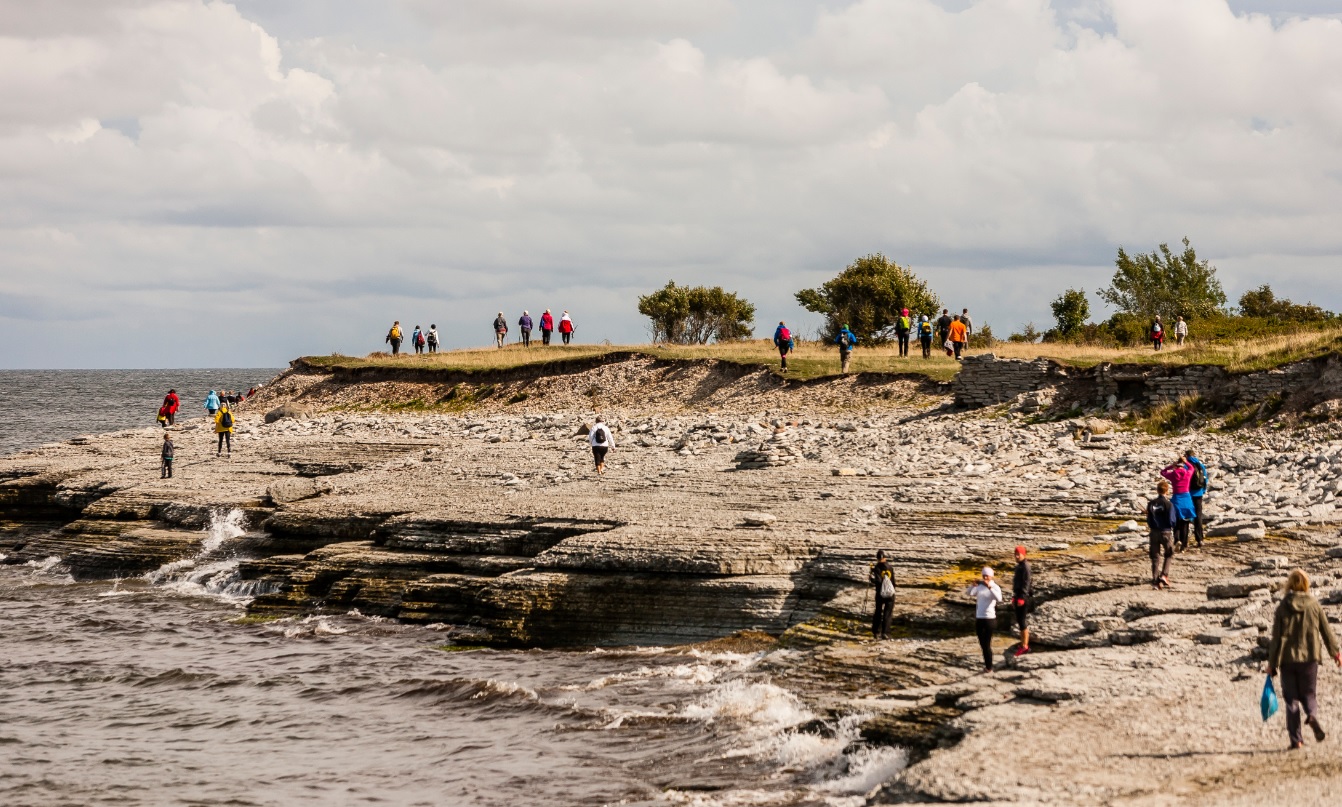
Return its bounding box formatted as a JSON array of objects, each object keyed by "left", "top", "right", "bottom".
[{"left": 1, "top": 0, "right": 1342, "bottom": 368}]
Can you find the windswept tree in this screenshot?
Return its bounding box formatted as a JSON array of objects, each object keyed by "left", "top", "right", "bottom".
[
  {"left": 1050, "top": 288, "right": 1091, "bottom": 337},
  {"left": 1099, "top": 237, "right": 1227, "bottom": 320},
  {"left": 637, "top": 281, "right": 755, "bottom": 344},
  {"left": 795, "top": 253, "right": 940, "bottom": 344}
]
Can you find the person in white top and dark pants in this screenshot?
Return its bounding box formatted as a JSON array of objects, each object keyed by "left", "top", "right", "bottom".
[
  {"left": 588, "top": 416, "right": 614, "bottom": 475},
  {"left": 967, "top": 567, "right": 1004, "bottom": 673}
]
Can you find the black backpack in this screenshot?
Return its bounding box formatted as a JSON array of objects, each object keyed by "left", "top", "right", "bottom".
[
  {"left": 220, "top": 411, "right": 233, "bottom": 429},
  {"left": 592, "top": 426, "right": 607, "bottom": 445},
  {"left": 1191, "top": 464, "right": 1207, "bottom": 491}
]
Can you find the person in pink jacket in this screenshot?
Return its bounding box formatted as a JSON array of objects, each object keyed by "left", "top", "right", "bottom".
[
  {"left": 539, "top": 309, "right": 555, "bottom": 345},
  {"left": 1161, "top": 457, "right": 1197, "bottom": 551}
]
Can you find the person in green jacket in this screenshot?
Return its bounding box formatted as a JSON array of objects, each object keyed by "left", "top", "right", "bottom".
[{"left": 1268, "top": 569, "right": 1342, "bottom": 749}]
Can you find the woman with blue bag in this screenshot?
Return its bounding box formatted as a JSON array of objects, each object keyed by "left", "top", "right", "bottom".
[{"left": 1268, "top": 569, "right": 1342, "bottom": 749}]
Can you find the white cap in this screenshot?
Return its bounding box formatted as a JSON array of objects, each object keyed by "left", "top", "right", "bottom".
[{"left": 982, "top": 567, "right": 994, "bottom": 578}]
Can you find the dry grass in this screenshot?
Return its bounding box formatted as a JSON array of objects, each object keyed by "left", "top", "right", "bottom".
[{"left": 303, "top": 326, "right": 1342, "bottom": 383}]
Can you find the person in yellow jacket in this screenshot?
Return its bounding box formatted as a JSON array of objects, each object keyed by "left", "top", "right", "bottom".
[
  {"left": 215, "top": 404, "right": 234, "bottom": 457},
  {"left": 385, "top": 321, "right": 403, "bottom": 356}
]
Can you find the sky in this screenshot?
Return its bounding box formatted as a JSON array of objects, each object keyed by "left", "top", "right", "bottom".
[{"left": 2, "top": 0, "right": 1341, "bottom": 368}]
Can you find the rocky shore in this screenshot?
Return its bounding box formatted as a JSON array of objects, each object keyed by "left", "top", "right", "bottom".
[{"left": 5, "top": 353, "right": 1342, "bottom": 803}]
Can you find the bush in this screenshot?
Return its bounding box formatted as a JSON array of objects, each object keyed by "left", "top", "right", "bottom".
[
  {"left": 638, "top": 281, "right": 756, "bottom": 344},
  {"left": 1008, "top": 323, "right": 1043, "bottom": 343},
  {"left": 968, "top": 323, "right": 996, "bottom": 349},
  {"left": 795, "top": 253, "right": 940, "bottom": 344}
]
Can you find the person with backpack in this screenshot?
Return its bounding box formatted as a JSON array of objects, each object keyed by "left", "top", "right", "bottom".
[
  {"left": 411, "top": 325, "right": 426, "bottom": 355},
  {"left": 894, "top": 308, "right": 911, "bottom": 357},
  {"left": 966, "top": 567, "right": 1003, "bottom": 673},
  {"left": 204, "top": 389, "right": 220, "bottom": 417},
  {"left": 540, "top": 309, "right": 554, "bottom": 345},
  {"left": 936, "top": 309, "right": 953, "bottom": 351},
  {"left": 1186, "top": 449, "right": 1210, "bottom": 549},
  {"left": 162, "top": 389, "right": 180, "bottom": 426},
  {"left": 835, "top": 324, "right": 857, "bottom": 373},
  {"left": 426, "top": 324, "right": 440, "bottom": 354},
  {"left": 948, "top": 314, "right": 968, "bottom": 360},
  {"left": 588, "top": 416, "right": 614, "bottom": 474},
  {"left": 161, "top": 432, "right": 175, "bottom": 479},
  {"left": 918, "top": 315, "right": 934, "bottom": 359},
  {"left": 869, "top": 549, "right": 895, "bottom": 640},
  {"left": 214, "top": 404, "right": 234, "bottom": 457},
  {"left": 386, "top": 321, "right": 403, "bottom": 355},
  {"left": 493, "top": 312, "right": 509, "bottom": 348},
  {"left": 559, "top": 311, "right": 575, "bottom": 344},
  {"left": 1011, "top": 545, "right": 1032, "bottom": 657},
  {"left": 518, "top": 311, "right": 533, "bottom": 347},
  {"left": 960, "top": 308, "right": 974, "bottom": 339},
  {"left": 1161, "top": 456, "right": 1197, "bottom": 552},
  {"left": 1269, "top": 569, "right": 1342, "bottom": 750},
  {"left": 773, "top": 321, "right": 794, "bottom": 372},
  {"left": 1150, "top": 316, "right": 1164, "bottom": 351},
  {"left": 1146, "top": 480, "right": 1176, "bottom": 589}
]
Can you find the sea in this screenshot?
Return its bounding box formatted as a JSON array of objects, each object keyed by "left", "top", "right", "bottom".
[{"left": 0, "top": 371, "right": 905, "bottom": 806}]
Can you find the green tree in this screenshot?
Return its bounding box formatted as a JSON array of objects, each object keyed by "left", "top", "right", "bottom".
[
  {"left": 1238, "top": 284, "right": 1333, "bottom": 322},
  {"left": 637, "top": 281, "right": 755, "bottom": 344},
  {"left": 1099, "top": 237, "right": 1227, "bottom": 320},
  {"left": 1008, "top": 322, "right": 1043, "bottom": 344},
  {"left": 794, "top": 253, "right": 940, "bottom": 344},
  {"left": 1050, "top": 288, "right": 1090, "bottom": 338}
]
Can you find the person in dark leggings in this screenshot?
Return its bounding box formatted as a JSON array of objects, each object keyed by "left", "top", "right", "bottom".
[
  {"left": 1185, "top": 449, "right": 1209, "bottom": 548},
  {"left": 1269, "top": 569, "right": 1342, "bottom": 750},
  {"left": 1011, "top": 546, "right": 1031, "bottom": 657},
  {"left": 1146, "top": 480, "right": 1176, "bottom": 589},
  {"left": 966, "top": 567, "right": 1003, "bottom": 673},
  {"left": 215, "top": 405, "right": 233, "bottom": 457},
  {"left": 869, "top": 550, "right": 895, "bottom": 640}
]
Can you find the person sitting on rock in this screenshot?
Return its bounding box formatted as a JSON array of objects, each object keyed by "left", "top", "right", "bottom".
[
  {"left": 1268, "top": 569, "right": 1342, "bottom": 751},
  {"left": 966, "top": 568, "right": 1003, "bottom": 673},
  {"left": 869, "top": 550, "right": 895, "bottom": 640},
  {"left": 1146, "top": 480, "right": 1175, "bottom": 590}
]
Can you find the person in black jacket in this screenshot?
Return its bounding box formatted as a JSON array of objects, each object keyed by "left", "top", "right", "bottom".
[
  {"left": 1012, "top": 545, "right": 1032, "bottom": 657},
  {"left": 1147, "top": 480, "right": 1176, "bottom": 589},
  {"left": 869, "top": 550, "right": 895, "bottom": 640}
]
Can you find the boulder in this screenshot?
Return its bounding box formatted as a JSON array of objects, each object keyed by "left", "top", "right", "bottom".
[
  {"left": 1236, "top": 527, "right": 1267, "bottom": 542},
  {"left": 1115, "top": 520, "right": 1142, "bottom": 534},
  {"left": 1207, "top": 577, "right": 1273, "bottom": 599},
  {"left": 265, "top": 403, "right": 311, "bottom": 424},
  {"left": 740, "top": 512, "right": 777, "bottom": 527}
]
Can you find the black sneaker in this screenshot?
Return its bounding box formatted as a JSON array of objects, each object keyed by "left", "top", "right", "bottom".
[{"left": 1309, "top": 717, "right": 1327, "bottom": 743}]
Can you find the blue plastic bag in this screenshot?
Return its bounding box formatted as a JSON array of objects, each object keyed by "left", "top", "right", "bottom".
[{"left": 1261, "top": 674, "right": 1279, "bottom": 721}]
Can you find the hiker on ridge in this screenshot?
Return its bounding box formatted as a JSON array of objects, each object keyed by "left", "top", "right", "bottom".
[
  {"left": 1161, "top": 456, "right": 1197, "bottom": 552},
  {"left": 918, "top": 315, "right": 934, "bottom": 359},
  {"left": 773, "top": 321, "right": 794, "bottom": 373},
  {"left": 540, "top": 309, "right": 555, "bottom": 345},
  {"left": 895, "top": 308, "right": 911, "bottom": 358},
  {"left": 869, "top": 549, "right": 895, "bottom": 640},
  {"left": 559, "top": 311, "right": 575, "bottom": 344},
  {"left": 1175, "top": 315, "right": 1188, "bottom": 346},
  {"left": 1268, "top": 569, "right": 1342, "bottom": 750},
  {"left": 1146, "top": 480, "right": 1176, "bottom": 590},
  {"left": 493, "top": 312, "right": 509, "bottom": 348},
  {"left": 411, "top": 325, "right": 426, "bottom": 355},
  {"left": 936, "top": 309, "right": 953, "bottom": 351},
  {"left": 835, "top": 324, "right": 857, "bottom": 373},
  {"left": 948, "top": 314, "right": 968, "bottom": 361},
  {"left": 1185, "top": 449, "right": 1209, "bottom": 549},
  {"left": 386, "top": 321, "right": 403, "bottom": 355},
  {"left": 960, "top": 308, "right": 974, "bottom": 338},
  {"left": 426, "top": 324, "right": 440, "bottom": 354},
  {"left": 519, "top": 311, "right": 533, "bottom": 347},
  {"left": 966, "top": 567, "right": 1003, "bottom": 673}
]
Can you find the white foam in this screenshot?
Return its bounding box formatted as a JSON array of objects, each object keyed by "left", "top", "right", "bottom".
[
  {"left": 142, "top": 508, "right": 265, "bottom": 602},
  {"left": 681, "top": 680, "right": 813, "bottom": 730}
]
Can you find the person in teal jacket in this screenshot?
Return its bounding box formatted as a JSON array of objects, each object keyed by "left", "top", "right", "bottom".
[
  {"left": 835, "top": 325, "right": 858, "bottom": 373},
  {"left": 1185, "top": 449, "right": 1210, "bottom": 549},
  {"left": 204, "top": 390, "right": 221, "bottom": 416}
]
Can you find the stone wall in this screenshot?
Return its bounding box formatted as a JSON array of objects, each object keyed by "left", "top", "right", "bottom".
[{"left": 951, "top": 354, "right": 1070, "bottom": 408}]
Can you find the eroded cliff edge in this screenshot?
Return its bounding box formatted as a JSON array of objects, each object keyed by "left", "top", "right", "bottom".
[{"left": 5, "top": 353, "right": 1342, "bottom": 804}]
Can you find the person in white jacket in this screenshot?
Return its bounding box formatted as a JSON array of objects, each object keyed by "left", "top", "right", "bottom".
[
  {"left": 967, "top": 567, "right": 1004, "bottom": 673},
  {"left": 588, "top": 416, "right": 614, "bottom": 474}
]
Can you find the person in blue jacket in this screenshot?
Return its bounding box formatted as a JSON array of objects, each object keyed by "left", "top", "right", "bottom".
[
  {"left": 204, "top": 390, "right": 221, "bottom": 416},
  {"left": 835, "top": 324, "right": 858, "bottom": 373},
  {"left": 773, "top": 321, "right": 794, "bottom": 373},
  {"left": 1185, "top": 448, "right": 1210, "bottom": 550}
]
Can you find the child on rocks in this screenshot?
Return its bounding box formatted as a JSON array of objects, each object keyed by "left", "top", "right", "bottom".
[{"left": 161, "top": 432, "right": 175, "bottom": 479}]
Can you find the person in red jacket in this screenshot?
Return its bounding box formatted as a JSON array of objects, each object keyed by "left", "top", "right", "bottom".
[
  {"left": 559, "top": 311, "right": 575, "bottom": 344},
  {"left": 539, "top": 309, "right": 555, "bottom": 345},
  {"left": 162, "top": 389, "right": 180, "bottom": 426}
]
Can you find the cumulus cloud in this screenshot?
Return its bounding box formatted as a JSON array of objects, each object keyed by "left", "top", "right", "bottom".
[{"left": 0, "top": 0, "right": 1340, "bottom": 367}]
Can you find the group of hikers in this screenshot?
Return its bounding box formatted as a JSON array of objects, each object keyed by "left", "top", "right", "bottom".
[
  {"left": 383, "top": 311, "right": 577, "bottom": 355},
  {"left": 1149, "top": 315, "right": 1190, "bottom": 351},
  {"left": 152, "top": 387, "right": 255, "bottom": 477},
  {"left": 771, "top": 308, "right": 976, "bottom": 372},
  {"left": 870, "top": 445, "right": 1338, "bottom": 750}
]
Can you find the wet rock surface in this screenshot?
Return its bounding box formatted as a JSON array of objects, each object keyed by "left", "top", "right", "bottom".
[{"left": 5, "top": 355, "right": 1342, "bottom": 804}]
